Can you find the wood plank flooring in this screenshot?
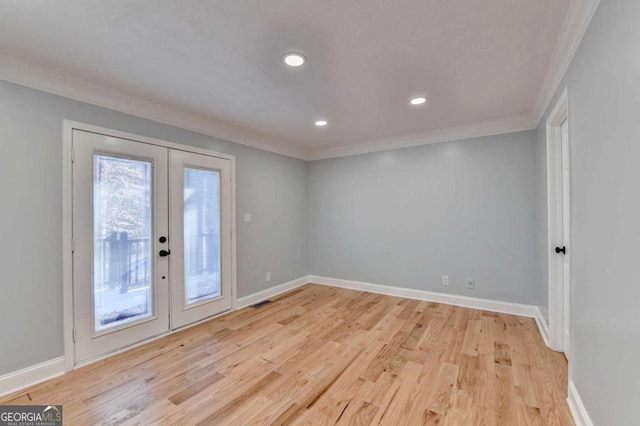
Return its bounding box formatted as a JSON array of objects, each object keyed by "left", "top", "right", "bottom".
[{"left": 0, "top": 284, "right": 573, "bottom": 425}]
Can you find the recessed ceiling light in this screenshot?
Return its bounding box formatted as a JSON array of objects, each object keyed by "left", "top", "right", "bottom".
[
  {"left": 283, "top": 53, "right": 306, "bottom": 67},
  {"left": 410, "top": 97, "right": 427, "bottom": 106},
  {"left": 315, "top": 120, "right": 328, "bottom": 127}
]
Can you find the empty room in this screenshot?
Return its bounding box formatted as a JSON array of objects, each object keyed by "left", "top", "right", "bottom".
[{"left": 0, "top": 0, "right": 637, "bottom": 425}]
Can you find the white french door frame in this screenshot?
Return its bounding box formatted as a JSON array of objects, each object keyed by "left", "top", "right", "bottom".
[
  {"left": 62, "top": 120, "right": 237, "bottom": 372},
  {"left": 545, "top": 88, "right": 571, "bottom": 356}
]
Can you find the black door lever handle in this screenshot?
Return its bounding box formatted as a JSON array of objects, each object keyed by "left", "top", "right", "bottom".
[
  {"left": 159, "top": 249, "right": 171, "bottom": 257},
  {"left": 555, "top": 246, "right": 566, "bottom": 255}
]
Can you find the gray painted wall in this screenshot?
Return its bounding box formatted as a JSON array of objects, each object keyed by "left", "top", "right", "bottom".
[
  {"left": 308, "top": 131, "right": 540, "bottom": 305},
  {"left": 0, "top": 80, "right": 309, "bottom": 375},
  {"left": 534, "top": 2, "right": 640, "bottom": 424}
]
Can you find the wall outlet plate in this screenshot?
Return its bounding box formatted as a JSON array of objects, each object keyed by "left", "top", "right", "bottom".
[
  {"left": 244, "top": 213, "right": 252, "bottom": 222},
  {"left": 266, "top": 272, "right": 271, "bottom": 282},
  {"left": 467, "top": 279, "right": 475, "bottom": 289},
  {"left": 442, "top": 275, "right": 449, "bottom": 286}
]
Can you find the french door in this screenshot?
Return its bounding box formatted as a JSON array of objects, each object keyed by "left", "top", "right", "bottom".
[
  {"left": 169, "top": 150, "right": 232, "bottom": 328},
  {"left": 72, "top": 129, "right": 232, "bottom": 364}
]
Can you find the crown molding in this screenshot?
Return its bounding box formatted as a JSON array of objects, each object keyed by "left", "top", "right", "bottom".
[
  {"left": 0, "top": 53, "right": 309, "bottom": 160},
  {"left": 0, "top": 54, "right": 535, "bottom": 161},
  {"left": 307, "top": 114, "right": 534, "bottom": 160},
  {"left": 0, "top": 0, "right": 600, "bottom": 164},
  {"left": 531, "top": 0, "right": 601, "bottom": 126}
]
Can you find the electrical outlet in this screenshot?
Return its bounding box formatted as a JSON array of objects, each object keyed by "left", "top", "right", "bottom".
[
  {"left": 266, "top": 272, "right": 271, "bottom": 282},
  {"left": 467, "top": 279, "right": 475, "bottom": 289},
  {"left": 244, "top": 213, "right": 252, "bottom": 223},
  {"left": 442, "top": 275, "right": 449, "bottom": 286}
]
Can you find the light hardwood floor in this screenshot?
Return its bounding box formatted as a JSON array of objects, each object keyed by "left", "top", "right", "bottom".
[{"left": 0, "top": 284, "right": 573, "bottom": 425}]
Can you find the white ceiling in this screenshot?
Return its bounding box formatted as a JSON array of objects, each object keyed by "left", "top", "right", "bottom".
[{"left": 0, "top": 0, "right": 574, "bottom": 159}]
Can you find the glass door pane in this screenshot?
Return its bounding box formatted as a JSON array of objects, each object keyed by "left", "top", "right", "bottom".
[
  {"left": 93, "top": 154, "right": 153, "bottom": 331},
  {"left": 183, "top": 168, "right": 221, "bottom": 305}
]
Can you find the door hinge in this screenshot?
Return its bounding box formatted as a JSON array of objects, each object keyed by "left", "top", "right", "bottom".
[
  {"left": 71, "top": 239, "right": 75, "bottom": 252},
  {"left": 72, "top": 328, "right": 76, "bottom": 342},
  {"left": 71, "top": 149, "right": 75, "bottom": 163}
]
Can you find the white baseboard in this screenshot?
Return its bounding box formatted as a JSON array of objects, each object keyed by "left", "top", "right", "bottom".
[
  {"left": 567, "top": 380, "right": 594, "bottom": 426},
  {"left": 0, "top": 357, "right": 64, "bottom": 398},
  {"left": 236, "top": 275, "right": 310, "bottom": 309},
  {"left": 309, "top": 275, "right": 539, "bottom": 318},
  {"left": 534, "top": 307, "right": 551, "bottom": 347}
]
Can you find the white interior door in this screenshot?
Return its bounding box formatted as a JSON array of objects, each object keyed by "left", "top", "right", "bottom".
[
  {"left": 72, "top": 130, "right": 170, "bottom": 363},
  {"left": 546, "top": 89, "right": 570, "bottom": 355},
  {"left": 169, "top": 150, "right": 232, "bottom": 329},
  {"left": 560, "top": 118, "right": 571, "bottom": 357}
]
